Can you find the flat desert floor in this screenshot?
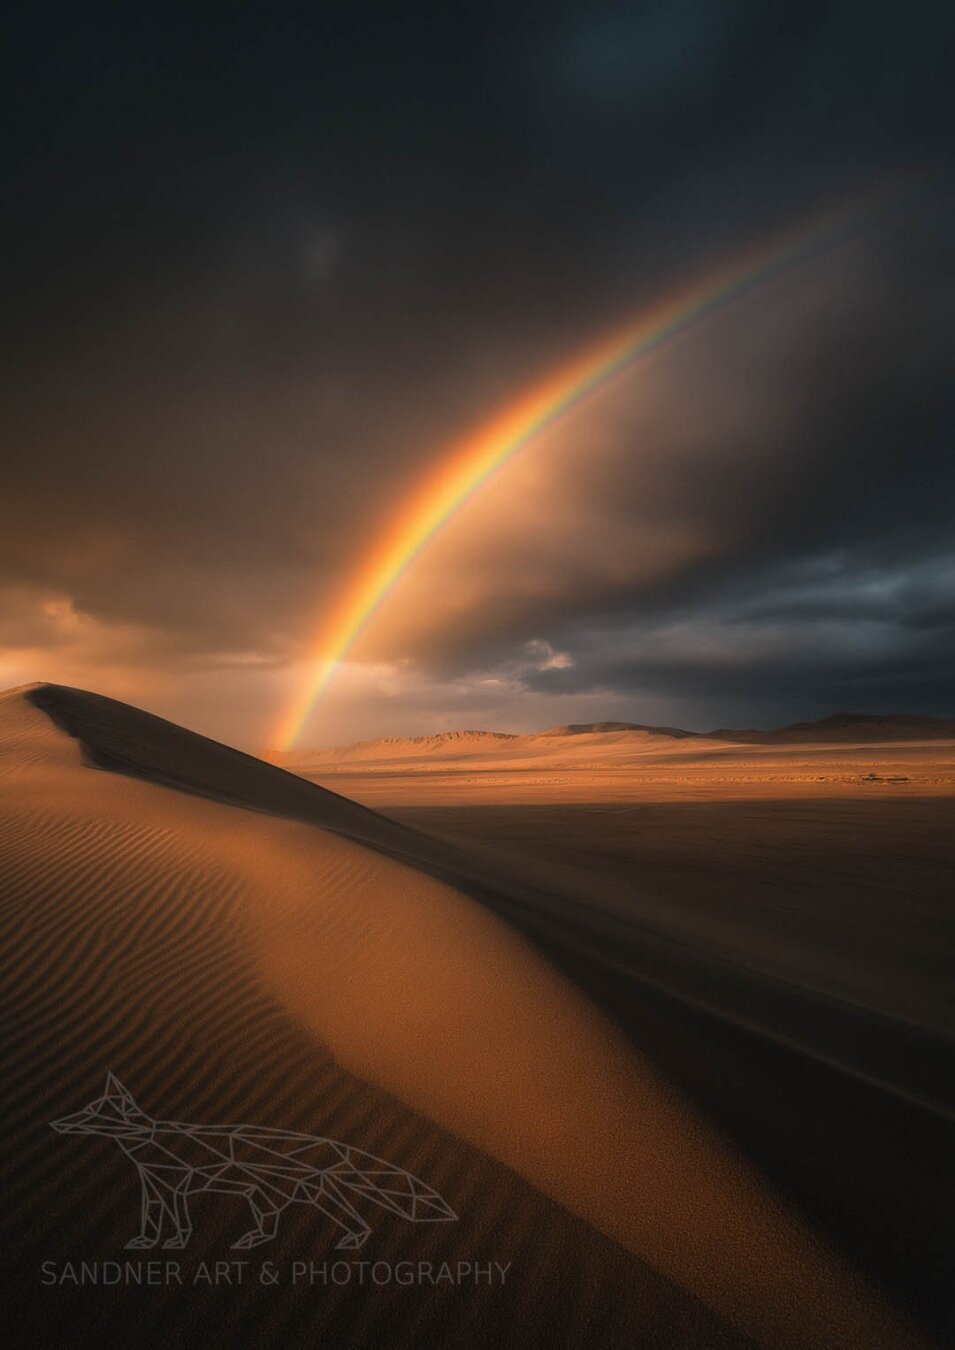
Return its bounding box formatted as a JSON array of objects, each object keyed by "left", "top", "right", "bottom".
[{"left": 286, "top": 717, "right": 955, "bottom": 1343}]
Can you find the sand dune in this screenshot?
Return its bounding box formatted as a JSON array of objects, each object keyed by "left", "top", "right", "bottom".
[
  {"left": 2, "top": 685, "right": 942, "bottom": 1348},
  {"left": 276, "top": 716, "right": 955, "bottom": 806}
]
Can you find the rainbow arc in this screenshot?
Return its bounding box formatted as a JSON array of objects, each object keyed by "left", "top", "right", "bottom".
[{"left": 274, "top": 188, "right": 900, "bottom": 750}]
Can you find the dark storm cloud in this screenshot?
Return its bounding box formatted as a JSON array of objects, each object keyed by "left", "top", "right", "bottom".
[
  {"left": 2, "top": 1, "right": 954, "bottom": 727},
  {"left": 522, "top": 552, "right": 955, "bottom": 696},
  {"left": 373, "top": 223, "right": 954, "bottom": 723}
]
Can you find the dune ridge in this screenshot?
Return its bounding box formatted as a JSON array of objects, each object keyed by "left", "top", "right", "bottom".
[
  {"left": 276, "top": 713, "right": 955, "bottom": 806},
  {"left": 1, "top": 685, "right": 939, "bottom": 1348},
  {"left": 277, "top": 711, "right": 955, "bottom": 763},
  {"left": 6, "top": 687, "right": 703, "bottom": 1350}
]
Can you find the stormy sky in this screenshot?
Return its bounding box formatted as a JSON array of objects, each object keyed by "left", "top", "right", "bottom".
[{"left": 3, "top": 2, "right": 953, "bottom": 747}]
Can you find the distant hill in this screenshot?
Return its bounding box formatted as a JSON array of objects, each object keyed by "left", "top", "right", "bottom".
[
  {"left": 279, "top": 729, "right": 521, "bottom": 766},
  {"left": 716, "top": 713, "right": 955, "bottom": 744},
  {"left": 281, "top": 712, "right": 955, "bottom": 763},
  {"left": 540, "top": 721, "right": 698, "bottom": 739}
]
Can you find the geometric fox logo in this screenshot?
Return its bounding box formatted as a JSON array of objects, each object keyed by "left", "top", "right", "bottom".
[{"left": 51, "top": 1072, "right": 457, "bottom": 1252}]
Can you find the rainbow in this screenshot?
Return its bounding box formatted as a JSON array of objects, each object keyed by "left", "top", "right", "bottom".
[{"left": 274, "top": 191, "right": 893, "bottom": 750}]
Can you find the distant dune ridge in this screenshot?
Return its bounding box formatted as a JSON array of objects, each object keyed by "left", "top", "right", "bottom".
[
  {"left": 1, "top": 684, "right": 944, "bottom": 1348},
  {"left": 272, "top": 712, "right": 955, "bottom": 808},
  {"left": 279, "top": 712, "right": 955, "bottom": 759}
]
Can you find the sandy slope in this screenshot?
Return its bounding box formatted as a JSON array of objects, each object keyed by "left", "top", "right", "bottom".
[
  {"left": 277, "top": 718, "right": 955, "bottom": 806},
  {"left": 0, "top": 685, "right": 938, "bottom": 1348}
]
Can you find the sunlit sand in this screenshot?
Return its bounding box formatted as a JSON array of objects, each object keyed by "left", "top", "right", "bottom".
[{"left": 4, "top": 686, "right": 945, "bottom": 1348}]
